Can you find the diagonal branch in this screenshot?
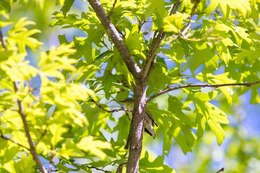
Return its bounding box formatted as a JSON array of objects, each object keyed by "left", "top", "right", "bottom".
[
  {"left": 87, "top": 0, "right": 141, "bottom": 79},
  {"left": 180, "top": 0, "right": 200, "bottom": 37},
  {"left": 35, "top": 127, "right": 48, "bottom": 146},
  {"left": 170, "top": 0, "right": 201, "bottom": 41},
  {"left": 141, "top": 1, "right": 181, "bottom": 79},
  {"left": 148, "top": 80, "right": 260, "bottom": 102},
  {"left": 0, "top": 131, "right": 30, "bottom": 151},
  {"left": 13, "top": 82, "right": 47, "bottom": 173},
  {"left": 1, "top": 29, "right": 46, "bottom": 172},
  {"left": 108, "top": 0, "right": 117, "bottom": 17}
]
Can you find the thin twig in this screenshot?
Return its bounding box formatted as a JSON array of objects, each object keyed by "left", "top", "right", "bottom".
[
  {"left": 108, "top": 0, "right": 117, "bottom": 17},
  {"left": 137, "top": 18, "right": 145, "bottom": 33},
  {"left": 91, "top": 99, "right": 131, "bottom": 113},
  {"left": 0, "top": 132, "right": 30, "bottom": 151},
  {"left": 170, "top": 0, "right": 201, "bottom": 41},
  {"left": 141, "top": 1, "right": 181, "bottom": 79},
  {"left": 63, "top": 158, "right": 112, "bottom": 173},
  {"left": 13, "top": 82, "right": 47, "bottom": 173},
  {"left": 85, "top": 165, "right": 111, "bottom": 172},
  {"left": 181, "top": 0, "right": 200, "bottom": 37},
  {"left": 35, "top": 127, "right": 48, "bottom": 146},
  {"left": 148, "top": 80, "right": 260, "bottom": 102}
]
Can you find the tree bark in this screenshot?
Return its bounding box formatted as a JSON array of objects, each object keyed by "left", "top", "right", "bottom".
[
  {"left": 87, "top": 0, "right": 141, "bottom": 78},
  {"left": 126, "top": 79, "right": 147, "bottom": 173}
]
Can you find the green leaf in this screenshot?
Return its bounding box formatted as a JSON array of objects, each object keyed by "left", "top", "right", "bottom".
[
  {"left": 219, "top": 1, "right": 229, "bottom": 18},
  {"left": 0, "top": 168, "right": 9, "bottom": 173},
  {"left": 61, "top": 0, "right": 75, "bottom": 16},
  {"left": 189, "top": 43, "right": 215, "bottom": 72},
  {"left": 219, "top": 87, "right": 233, "bottom": 104},
  {"left": 173, "top": 125, "right": 196, "bottom": 154},
  {"left": 125, "top": 24, "right": 145, "bottom": 58},
  {"left": 0, "top": 0, "right": 11, "bottom": 12},
  {"left": 250, "top": 87, "right": 260, "bottom": 104},
  {"left": 39, "top": 43, "right": 76, "bottom": 79},
  {"left": 1, "top": 54, "right": 38, "bottom": 81},
  {"left": 49, "top": 124, "right": 67, "bottom": 147},
  {"left": 195, "top": 101, "right": 229, "bottom": 145},
  {"left": 58, "top": 34, "right": 69, "bottom": 44},
  {"left": 148, "top": 58, "right": 170, "bottom": 94},
  {"left": 196, "top": 72, "right": 236, "bottom": 84},
  {"left": 1, "top": 147, "right": 20, "bottom": 164},
  {"left": 0, "top": 20, "right": 12, "bottom": 28},
  {"left": 140, "top": 152, "right": 176, "bottom": 173},
  {"left": 7, "top": 17, "right": 42, "bottom": 52},
  {"left": 77, "top": 136, "right": 112, "bottom": 160},
  {"left": 163, "top": 12, "right": 189, "bottom": 33},
  {"left": 196, "top": 113, "right": 206, "bottom": 139},
  {"left": 147, "top": 0, "right": 167, "bottom": 27},
  {"left": 13, "top": 154, "right": 35, "bottom": 173},
  {"left": 206, "top": 0, "right": 219, "bottom": 15},
  {"left": 208, "top": 118, "right": 225, "bottom": 145}
]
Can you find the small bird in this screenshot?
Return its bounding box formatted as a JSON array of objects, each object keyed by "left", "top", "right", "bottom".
[{"left": 121, "top": 98, "right": 158, "bottom": 139}]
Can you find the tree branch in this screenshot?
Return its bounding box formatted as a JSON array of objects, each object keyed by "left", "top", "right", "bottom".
[
  {"left": 148, "top": 80, "right": 260, "bottom": 102},
  {"left": 126, "top": 80, "right": 147, "bottom": 173},
  {"left": 108, "top": 0, "right": 117, "bottom": 17},
  {"left": 35, "top": 127, "right": 48, "bottom": 146},
  {"left": 141, "top": 1, "right": 181, "bottom": 79},
  {"left": 170, "top": 0, "right": 201, "bottom": 41},
  {"left": 0, "top": 29, "right": 6, "bottom": 50},
  {"left": 180, "top": 0, "right": 200, "bottom": 37},
  {"left": 13, "top": 82, "right": 47, "bottom": 173},
  {"left": 1, "top": 28, "right": 46, "bottom": 173},
  {"left": 87, "top": 0, "right": 141, "bottom": 79},
  {"left": 0, "top": 131, "right": 30, "bottom": 151}
]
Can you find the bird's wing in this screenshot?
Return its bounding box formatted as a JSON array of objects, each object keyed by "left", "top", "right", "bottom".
[{"left": 145, "top": 110, "right": 158, "bottom": 127}]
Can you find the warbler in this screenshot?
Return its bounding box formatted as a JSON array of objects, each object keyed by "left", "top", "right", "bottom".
[{"left": 121, "top": 98, "right": 158, "bottom": 139}]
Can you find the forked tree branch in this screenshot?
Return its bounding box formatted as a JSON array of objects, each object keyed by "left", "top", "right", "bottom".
[
  {"left": 148, "top": 80, "right": 260, "bottom": 102},
  {"left": 13, "top": 82, "right": 47, "bottom": 173},
  {"left": 141, "top": 1, "right": 181, "bottom": 79},
  {"left": 88, "top": 0, "right": 141, "bottom": 79}
]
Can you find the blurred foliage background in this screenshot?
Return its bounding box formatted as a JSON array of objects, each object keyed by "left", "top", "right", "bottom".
[{"left": 1, "top": 0, "right": 260, "bottom": 172}]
